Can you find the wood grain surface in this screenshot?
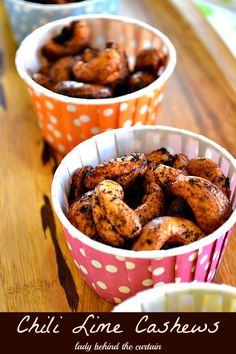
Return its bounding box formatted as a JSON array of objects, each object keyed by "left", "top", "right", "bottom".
[{"left": 0, "top": 0, "right": 236, "bottom": 312}]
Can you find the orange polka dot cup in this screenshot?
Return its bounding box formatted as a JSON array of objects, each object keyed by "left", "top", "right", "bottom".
[
  {"left": 15, "top": 14, "right": 176, "bottom": 155},
  {"left": 51, "top": 126, "right": 236, "bottom": 304}
]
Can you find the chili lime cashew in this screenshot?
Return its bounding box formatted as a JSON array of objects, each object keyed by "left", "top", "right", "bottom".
[
  {"left": 171, "top": 175, "right": 232, "bottom": 234},
  {"left": 84, "top": 153, "right": 147, "bottom": 189},
  {"left": 92, "top": 190, "right": 125, "bottom": 247},
  {"left": 172, "top": 153, "right": 189, "bottom": 175},
  {"left": 55, "top": 81, "right": 113, "bottom": 98},
  {"left": 147, "top": 147, "right": 173, "bottom": 167},
  {"left": 32, "top": 73, "right": 54, "bottom": 91},
  {"left": 187, "top": 157, "right": 230, "bottom": 198},
  {"left": 68, "top": 165, "right": 92, "bottom": 203},
  {"left": 153, "top": 164, "right": 184, "bottom": 190},
  {"left": 49, "top": 56, "right": 76, "bottom": 83},
  {"left": 127, "top": 71, "right": 156, "bottom": 93},
  {"left": 132, "top": 216, "right": 205, "bottom": 251},
  {"left": 82, "top": 47, "right": 99, "bottom": 62},
  {"left": 95, "top": 180, "right": 142, "bottom": 239},
  {"left": 72, "top": 43, "right": 129, "bottom": 85},
  {"left": 135, "top": 183, "right": 165, "bottom": 226},
  {"left": 67, "top": 191, "right": 97, "bottom": 239},
  {"left": 42, "top": 20, "right": 90, "bottom": 60},
  {"left": 134, "top": 48, "right": 165, "bottom": 75},
  {"left": 143, "top": 148, "right": 174, "bottom": 186}
]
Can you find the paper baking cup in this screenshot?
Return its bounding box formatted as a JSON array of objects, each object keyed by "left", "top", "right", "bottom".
[
  {"left": 15, "top": 14, "right": 176, "bottom": 155},
  {"left": 113, "top": 283, "right": 236, "bottom": 312},
  {"left": 4, "top": 0, "right": 120, "bottom": 44},
  {"left": 51, "top": 125, "right": 236, "bottom": 304}
]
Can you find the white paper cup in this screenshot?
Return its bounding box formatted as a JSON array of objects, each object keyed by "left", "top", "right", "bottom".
[
  {"left": 51, "top": 125, "right": 236, "bottom": 304},
  {"left": 113, "top": 282, "right": 236, "bottom": 312}
]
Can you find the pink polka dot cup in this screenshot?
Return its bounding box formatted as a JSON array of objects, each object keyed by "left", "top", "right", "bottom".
[
  {"left": 15, "top": 14, "right": 176, "bottom": 155},
  {"left": 51, "top": 126, "right": 236, "bottom": 304}
]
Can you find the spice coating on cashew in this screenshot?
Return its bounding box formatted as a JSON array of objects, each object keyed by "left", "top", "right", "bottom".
[
  {"left": 55, "top": 81, "right": 113, "bottom": 99},
  {"left": 187, "top": 157, "right": 230, "bottom": 198},
  {"left": 69, "top": 165, "right": 92, "bottom": 203},
  {"left": 67, "top": 191, "right": 97, "bottom": 239},
  {"left": 96, "top": 180, "right": 142, "bottom": 239},
  {"left": 132, "top": 216, "right": 205, "bottom": 251},
  {"left": 171, "top": 175, "right": 232, "bottom": 234},
  {"left": 73, "top": 46, "right": 129, "bottom": 85},
  {"left": 92, "top": 188, "right": 125, "bottom": 247},
  {"left": 32, "top": 73, "right": 54, "bottom": 91},
  {"left": 172, "top": 153, "right": 189, "bottom": 175},
  {"left": 147, "top": 147, "right": 173, "bottom": 166},
  {"left": 134, "top": 48, "right": 164, "bottom": 75},
  {"left": 84, "top": 153, "right": 147, "bottom": 189},
  {"left": 49, "top": 56, "right": 76, "bottom": 84},
  {"left": 127, "top": 71, "right": 156, "bottom": 93},
  {"left": 143, "top": 148, "right": 174, "bottom": 187},
  {"left": 153, "top": 164, "right": 184, "bottom": 190},
  {"left": 135, "top": 183, "right": 165, "bottom": 226},
  {"left": 42, "top": 20, "right": 90, "bottom": 60}
]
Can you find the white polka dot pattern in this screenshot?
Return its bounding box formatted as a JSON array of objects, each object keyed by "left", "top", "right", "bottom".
[
  {"left": 115, "top": 256, "right": 125, "bottom": 261},
  {"left": 140, "top": 105, "right": 148, "bottom": 115},
  {"left": 188, "top": 252, "right": 198, "bottom": 261},
  {"left": 142, "top": 279, "right": 153, "bottom": 286},
  {"left": 73, "top": 118, "right": 81, "bottom": 126},
  {"left": 79, "top": 265, "right": 88, "bottom": 275},
  {"left": 120, "top": 102, "right": 128, "bottom": 111},
  {"left": 91, "top": 260, "right": 102, "bottom": 268},
  {"left": 103, "top": 108, "right": 113, "bottom": 117},
  {"left": 118, "top": 286, "right": 131, "bottom": 294},
  {"left": 125, "top": 262, "right": 135, "bottom": 270},
  {"left": 80, "top": 115, "right": 90, "bottom": 122},
  {"left": 153, "top": 267, "right": 165, "bottom": 276},
  {"left": 80, "top": 248, "right": 86, "bottom": 257},
  {"left": 105, "top": 265, "right": 118, "bottom": 273},
  {"left": 67, "top": 104, "right": 77, "bottom": 112},
  {"left": 45, "top": 101, "right": 54, "bottom": 110},
  {"left": 97, "top": 281, "right": 107, "bottom": 290},
  {"left": 200, "top": 254, "right": 208, "bottom": 265}
]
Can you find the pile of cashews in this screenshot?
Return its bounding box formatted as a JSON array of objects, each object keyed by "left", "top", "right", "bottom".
[{"left": 67, "top": 148, "right": 232, "bottom": 251}]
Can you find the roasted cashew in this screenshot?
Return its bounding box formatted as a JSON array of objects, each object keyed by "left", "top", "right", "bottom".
[
  {"left": 187, "top": 157, "right": 230, "bottom": 198},
  {"left": 72, "top": 45, "right": 129, "bottom": 85},
  {"left": 49, "top": 56, "right": 76, "bottom": 84},
  {"left": 96, "top": 180, "right": 142, "bottom": 239},
  {"left": 67, "top": 191, "right": 97, "bottom": 239},
  {"left": 55, "top": 81, "right": 113, "bottom": 98},
  {"left": 127, "top": 71, "right": 156, "bottom": 93},
  {"left": 171, "top": 175, "right": 232, "bottom": 234},
  {"left": 42, "top": 20, "right": 90, "bottom": 60},
  {"left": 172, "top": 153, "right": 189, "bottom": 175},
  {"left": 134, "top": 48, "right": 164, "bottom": 74},
  {"left": 84, "top": 153, "right": 147, "bottom": 189},
  {"left": 92, "top": 183, "right": 125, "bottom": 247},
  {"left": 69, "top": 165, "right": 92, "bottom": 203},
  {"left": 132, "top": 216, "right": 205, "bottom": 251},
  {"left": 135, "top": 183, "right": 165, "bottom": 226}
]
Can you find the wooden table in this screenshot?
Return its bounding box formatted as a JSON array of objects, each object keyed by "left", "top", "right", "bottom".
[{"left": 1, "top": 0, "right": 236, "bottom": 312}]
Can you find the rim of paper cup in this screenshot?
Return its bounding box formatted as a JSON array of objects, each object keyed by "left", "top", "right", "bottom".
[
  {"left": 51, "top": 125, "right": 236, "bottom": 259},
  {"left": 112, "top": 282, "right": 236, "bottom": 310},
  {"left": 15, "top": 14, "right": 176, "bottom": 105},
  {"left": 7, "top": 0, "right": 108, "bottom": 10}
]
